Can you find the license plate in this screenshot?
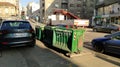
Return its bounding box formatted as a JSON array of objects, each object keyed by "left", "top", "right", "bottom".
[
  {"left": 14, "top": 33, "right": 27, "bottom": 36},
  {"left": 7, "top": 33, "right": 32, "bottom": 38},
  {"left": 13, "top": 33, "right": 32, "bottom": 37}
]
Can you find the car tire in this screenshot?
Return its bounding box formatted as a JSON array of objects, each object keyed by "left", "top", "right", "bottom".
[
  {"left": 29, "top": 44, "right": 35, "bottom": 47},
  {"left": 93, "top": 29, "right": 97, "bottom": 32},
  {"left": 94, "top": 45, "right": 104, "bottom": 53},
  {"left": 28, "top": 41, "right": 35, "bottom": 47}
]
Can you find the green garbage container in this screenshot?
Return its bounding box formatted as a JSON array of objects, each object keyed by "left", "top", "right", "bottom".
[
  {"left": 71, "top": 29, "right": 85, "bottom": 53},
  {"left": 53, "top": 27, "right": 85, "bottom": 53},
  {"left": 35, "top": 26, "right": 44, "bottom": 40},
  {"left": 53, "top": 28, "right": 72, "bottom": 52}
]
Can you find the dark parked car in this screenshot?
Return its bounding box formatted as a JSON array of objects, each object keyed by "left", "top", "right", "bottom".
[
  {"left": 93, "top": 24, "right": 120, "bottom": 33},
  {"left": 0, "top": 20, "right": 35, "bottom": 48},
  {"left": 92, "top": 31, "right": 120, "bottom": 55}
]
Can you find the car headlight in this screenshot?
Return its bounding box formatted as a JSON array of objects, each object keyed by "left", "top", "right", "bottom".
[
  {"left": 92, "top": 40, "right": 95, "bottom": 45},
  {"left": 102, "top": 42, "right": 106, "bottom": 45}
]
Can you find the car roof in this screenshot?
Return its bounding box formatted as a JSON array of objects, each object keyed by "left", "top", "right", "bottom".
[{"left": 2, "top": 20, "right": 29, "bottom": 23}]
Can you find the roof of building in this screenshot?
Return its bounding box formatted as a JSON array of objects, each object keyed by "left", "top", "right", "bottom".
[{"left": 0, "top": 2, "right": 16, "bottom": 7}]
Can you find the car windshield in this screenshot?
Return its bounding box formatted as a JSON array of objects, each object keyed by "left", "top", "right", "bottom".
[
  {"left": 1, "top": 21, "right": 32, "bottom": 30},
  {"left": 106, "top": 32, "right": 120, "bottom": 38}
]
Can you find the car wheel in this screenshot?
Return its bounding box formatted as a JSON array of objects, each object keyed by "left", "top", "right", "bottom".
[
  {"left": 94, "top": 45, "right": 104, "bottom": 53},
  {"left": 28, "top": 41, "right": 35, "bottom": 47},
  {"left": 93, "top": 29, "right": 97, "bottom": 32},
  {"left": 29, "top": 44, "right": 35, "bottom": 47}
]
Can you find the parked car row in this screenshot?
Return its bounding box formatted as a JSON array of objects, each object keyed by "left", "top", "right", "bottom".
[
  {"left": 93, "top": 24, "right": 120, "bottom": 33},
  {"left": 92, "top": 24, "right": 120, "bottom": 55},
  {"left": 0, "top": 19, "right": 120, "bottom": 55}
]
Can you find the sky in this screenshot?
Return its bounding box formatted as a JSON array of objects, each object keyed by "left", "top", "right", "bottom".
[{"left": 20, "top": 0, "right": 39, "bottom": 7}]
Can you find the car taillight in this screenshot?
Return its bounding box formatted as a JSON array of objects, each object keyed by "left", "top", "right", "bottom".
[
  {"left": 118, "top": 27, "right": 120, "bottom": 30},
  {"left": 29, "top": 29, "right": 34, "bottom": 33},
  {"left": 1, "top": 42, "right": 8, "bottom": 45},
  {"left": 1, "top": 30, "right": 8, "bottom": 34},
  {"left": 65, "top": 25, "right": 69, "bottom": 29},
  {"left": 0, "top": 32, "right": 2, "bottom": 35}
]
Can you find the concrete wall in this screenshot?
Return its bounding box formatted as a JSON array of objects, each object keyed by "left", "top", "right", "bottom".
[{"left": 51, "top": 20, "right": 74, "bottom": 25}]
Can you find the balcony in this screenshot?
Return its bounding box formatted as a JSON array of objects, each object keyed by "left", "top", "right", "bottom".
[
  {"left": 96, "top": 0, "right": 119, "bottom": 8},
  {"left": 61, "top": 3, "right": 68, "bottom": 9},
  {"left": 61, "top": 0, "right": 68, "bottom": 3}
]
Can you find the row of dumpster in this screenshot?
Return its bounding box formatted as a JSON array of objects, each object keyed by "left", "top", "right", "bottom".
[{"left": 35, "top": 26, "right": 85, "bottom": 53}]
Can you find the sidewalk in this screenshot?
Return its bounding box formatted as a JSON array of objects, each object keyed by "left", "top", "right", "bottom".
[{"left": 36, "top": 39, "right": 119, "bottom": 67}]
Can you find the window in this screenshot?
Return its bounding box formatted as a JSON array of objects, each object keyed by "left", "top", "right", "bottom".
[
  {"left": 61, "top": 3, "right": 68, "bottom": 9},
  {"left": 5, "top": 8, "right": 8, "bottom": 14},
  {"left": 62, "top": 0, "right": 68, "bottom": 3},
  {"left": 113, "top": 35, "right": 120, "bottom": 40},
  {"left": 77, "top": 4, "right": 81, "bottom": 7},
  {"left": 42, "top": 9, "right": 45, "bottom": 15},
  {"left": 70, "top": 4, "right": 74, "bottom": 7},
  {"left": 42, "top": 3, "right": 44, "bottom": 7},
  {"left": 1, "top": 21, "right": 32, "bottom": 30}
]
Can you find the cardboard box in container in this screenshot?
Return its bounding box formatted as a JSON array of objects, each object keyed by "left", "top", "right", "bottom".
[{"left": 74, "top": 20, "right": 89, "bottom": 26}]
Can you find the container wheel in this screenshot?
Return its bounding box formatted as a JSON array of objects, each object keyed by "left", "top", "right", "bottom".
[{"left": 93, "top": 29, "right": 97, "bottom": 32}]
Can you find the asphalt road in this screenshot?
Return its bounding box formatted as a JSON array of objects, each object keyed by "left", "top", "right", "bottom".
[
  {"left": 0, "top": 20, "right": 120, "bottom": 67},
  {"left": 0, "top": 45, "right": 78, "bottom": 67}
]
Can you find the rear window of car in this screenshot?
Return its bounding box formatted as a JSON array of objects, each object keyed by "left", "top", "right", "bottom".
[{"left": 1, "top": 21, "right": 32, "bottom": 30}]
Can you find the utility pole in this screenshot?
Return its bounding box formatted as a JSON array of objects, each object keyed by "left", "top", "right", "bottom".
[{"left": 94, "top": 0, "right": 98, "bottom": 16}]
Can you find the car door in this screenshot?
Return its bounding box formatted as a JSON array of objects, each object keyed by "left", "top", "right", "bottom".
[
  {"left": 97, "top": 26, "right": 103, "bottom": 31},
  {"left": 101, "top": 25, "right": 107, "bottom": 32},
  {"left": 105, "top": 25, "right": 112, "bottom": 33},
  {"left": 104, "top": 35, "right": 120, "bottom": 54},
  {"left": 94, "top": 26, "right": 103, "bottom": 32},
  {"left": 107, "top": 24, "right": 118, "bottom": 33}
]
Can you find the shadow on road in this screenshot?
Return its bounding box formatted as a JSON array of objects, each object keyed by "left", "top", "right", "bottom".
[
  {"left": 95, "top": 53, "right": 120, "bottom": 66},
  {"left": 84, "top": 42, "right": 93, "bottom": 50},
  {"left": 0, "top": 44, "right": 79, "bottom": 67},
  {"left": 84, "top": 42, "right": 120, "bottom": 66}
]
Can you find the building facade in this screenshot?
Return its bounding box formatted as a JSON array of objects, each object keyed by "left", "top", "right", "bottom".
[
  {"left": 0, "top": 0, "right": 19, "bottom": 18},
  {"left": 93, "top": 0, "right": 120, "bottom": 26},
  {"left": 27, "top": 2, "right": 40, "bottom": 18},
  {"left": 0, "top": 0, "right": 19, "bottom": 6},
  {"left": 40, "top": 0, "right": 95, "bottom": 23},
  {"left": 68, "top": 0, "right": 95, "bottom": 19},
  {"left": 40, "top": 0, "right": 61, "bottom": 23},
  {"left": 31, "top": 9, "right": 40, "bottom": 22}
]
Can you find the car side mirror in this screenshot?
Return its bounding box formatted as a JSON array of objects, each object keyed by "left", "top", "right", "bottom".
[
  {"left": 104, "top": 35, "right": 110, "bottom": 37},
  {"left": 104, "top": 35, "right": 113, "bottom": 40}
]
